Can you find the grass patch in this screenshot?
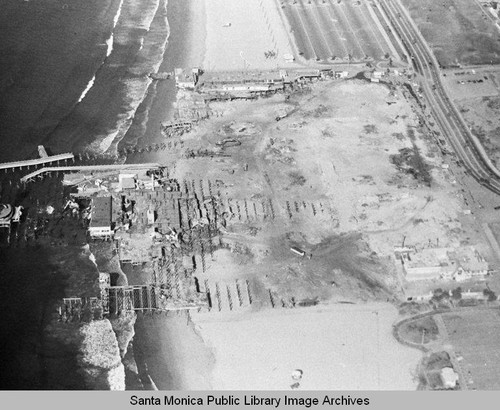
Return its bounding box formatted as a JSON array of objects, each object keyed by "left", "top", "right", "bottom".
[{"left": 399, "top": 316, "right": 439, "bottom": 344}]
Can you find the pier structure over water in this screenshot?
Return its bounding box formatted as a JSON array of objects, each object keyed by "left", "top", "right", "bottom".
[
  {"left": 58, "top": 285, "right": 206, "bottom": 322},
  {"left": 20, "top": 163, "right": 162, "bottom": 183},
  {"left": 0, "top": 152, "right": 74, "bottom": 173}
]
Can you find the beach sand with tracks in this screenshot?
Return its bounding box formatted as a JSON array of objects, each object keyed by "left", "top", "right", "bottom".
[
  {"left": 203, "top": 0, "right": 297, "bottom": 71},
  {"left": 189, "top": 303, "right": 421, "bottom": 390}
]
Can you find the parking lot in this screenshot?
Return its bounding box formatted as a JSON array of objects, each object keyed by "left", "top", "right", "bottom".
[{"left": 282, "top": 0, "right": 395, "bottom": 61}]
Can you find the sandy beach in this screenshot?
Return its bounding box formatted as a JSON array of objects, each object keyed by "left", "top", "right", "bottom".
[
  {"left": 203, "top": 0, "right": 296, "bottom": 71},
  {"left": 135, "top": 303, "right": 422, "bottom": 390},
  {"left": 189, "top": 303, "right": 421, "bottom": 390}
]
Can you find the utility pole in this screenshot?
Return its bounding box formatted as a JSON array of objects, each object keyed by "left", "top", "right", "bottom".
[{"left": 372, "top": 310, "right": 380, "bottom": 388}]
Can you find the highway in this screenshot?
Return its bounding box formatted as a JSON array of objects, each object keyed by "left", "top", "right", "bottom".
[{"left": 377, "top": 0, "right": 500, "bottom": 196}]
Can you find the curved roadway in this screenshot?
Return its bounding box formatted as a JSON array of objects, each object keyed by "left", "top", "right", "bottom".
[{"left": 378, "top": 0, "right": 500, "bottom": 196}]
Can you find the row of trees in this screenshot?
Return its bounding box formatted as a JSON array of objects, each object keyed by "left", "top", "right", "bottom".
[{"left": 431, "top": 287, "right": 497, "bottom": 302}]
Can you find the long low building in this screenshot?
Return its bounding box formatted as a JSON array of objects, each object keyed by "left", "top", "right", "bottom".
[
  {"left": 88, "top": 196, "right": 114, "bottom": 239},
  {"left": 400, "top": 246, "right": 489, "bottom": 282}
]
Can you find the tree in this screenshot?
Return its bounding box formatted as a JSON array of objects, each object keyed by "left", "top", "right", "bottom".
[
  {"left": 451, "top": 287, "right": 462, "bottom": 301},
  {"left": 432, "top": 288, "right": 449, "bottom": 302},
  {"left": 483, "top": 288, "right": 497, "bottom": 302}
]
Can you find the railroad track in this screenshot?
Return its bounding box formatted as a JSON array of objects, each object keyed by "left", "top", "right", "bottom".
[{"left": 377, "top": 0, "right": 500, "bottom": 196}]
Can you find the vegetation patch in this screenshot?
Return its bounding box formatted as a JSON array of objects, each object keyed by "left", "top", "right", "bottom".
[
  {"left": 288, "top": 171, "right": 307, "bottom": 186},
  {"left": 399, "top": 316, "right": 439, "bottom": 344},
  {"left": 363, "top": 124, "right": 378, "bottom": 134},
  {"left": 390, "top": 145, "right": 432, "bottom": 186},
  {"left": 484, "top": 96, "right": 500, "bottom": 110}
]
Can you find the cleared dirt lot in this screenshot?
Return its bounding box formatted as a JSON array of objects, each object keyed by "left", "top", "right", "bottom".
[
  {"left": 167, "top": 79, "right": 479, "bottom": 307},
  {"left": 133, "top": 76, "right": 500, "bottom": 390},
  {"left": 401, "top": 0, "right": 500, "bottom": 66},
  {"left": 441, "top": 308, "right": 500, "bottom": 390},
  {"left": 281, "top": 0, "right": 396, "bottom": 62}
]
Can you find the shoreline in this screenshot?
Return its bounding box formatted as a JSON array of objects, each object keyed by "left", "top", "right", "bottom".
[
  {"left": 124, "top": 1, "right": 421, "bottom": 391},
  {"left": 132, "top": 301, "right": 422, "bottom": 391},
  {"left": 124, "top": 0, "right": 208, "bottom": 390},
  {"left": 36, "top": 0, "right": 169, "bottom": 158},
  {"left": 119, "top": 0, "right": 206, "bottom": 156},
  {"left": 133, "top": 313, "right": 214, "bottom": 390}
]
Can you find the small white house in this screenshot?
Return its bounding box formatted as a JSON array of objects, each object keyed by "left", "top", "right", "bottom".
[{"left": 440, "top": 367, "right": 459, "bottom": 389}]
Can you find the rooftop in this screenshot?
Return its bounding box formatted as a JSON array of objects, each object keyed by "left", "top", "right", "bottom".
[
  {"left": 199, "top": 70, "right": 284, "bottom": 85},
  {"left": 90, "top": 196, "right": 112, "bottom": 228}
]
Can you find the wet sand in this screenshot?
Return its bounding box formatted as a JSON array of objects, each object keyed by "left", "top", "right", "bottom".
[
  {"left": 119, "top": 0, "right": 206, "bottom": 153},
  {"left": 133, "top": 314, "right": 214, "bottom": 390}
]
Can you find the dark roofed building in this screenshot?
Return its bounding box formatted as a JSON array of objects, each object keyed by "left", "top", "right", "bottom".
[{"left": 89, "top": 196, "right": 113, "bottom": 238}]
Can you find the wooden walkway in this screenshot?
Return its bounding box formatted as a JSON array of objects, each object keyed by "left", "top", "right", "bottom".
[
  {"left": 21, "top": 163, "right": 162, "bottom": 183},
  {"left": 0, "top": 152, "right": 74, "bottom": 172},
  {"left": 108, "top": 285, "right": 206, "bottom": 314}
]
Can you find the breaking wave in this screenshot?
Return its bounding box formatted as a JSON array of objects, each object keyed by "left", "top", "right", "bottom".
[
  {"left": 77, "top": 0, "right": 124, "bottom": 104},
  {"left": 107, "top": 0, "right": 124, "bottom": 58},
  {"left": 91, "top": 0, "right": 170, "bottom": 156},
  {"left": 77, "top": 75, "right": 95, "bottom": 103}
]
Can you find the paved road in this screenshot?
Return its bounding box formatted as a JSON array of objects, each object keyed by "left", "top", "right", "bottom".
[
  {"left": 377, "top": 0, "right": 500, "bottom": 196},
  {"left": 434, "top": 314, "right": 470, "bottom": 390}
]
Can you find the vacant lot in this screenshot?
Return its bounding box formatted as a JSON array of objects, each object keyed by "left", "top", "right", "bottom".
[
  {"left": 165, "top": 78, "right": 477, "bottom": 308},
  {"left": 401, "top": 0, "right": 500, "bottom": 66},
  {"left": 441, "top": 309, "right": 500, "bottom": 390}
]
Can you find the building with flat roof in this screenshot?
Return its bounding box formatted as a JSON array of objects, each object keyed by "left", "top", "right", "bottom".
[
  {"left": 89, "top": 196, "right": 113, "bottom": 239},
  {"left": 401, "top": 245, "right": 489, "bottom": 282},
  {"left": 403, "top": 247, "right": 456, "bottom": 281}
]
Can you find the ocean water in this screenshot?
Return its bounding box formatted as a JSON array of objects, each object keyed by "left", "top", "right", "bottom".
[
  {"left": 119, "top": 0, "right": 194, "bottom": 153},
  {"left": 0, "top": 0, "right": 186, "bottom": 163},
  {"left": 0, "top": 0, "right": 118, "bottom": 162}
]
